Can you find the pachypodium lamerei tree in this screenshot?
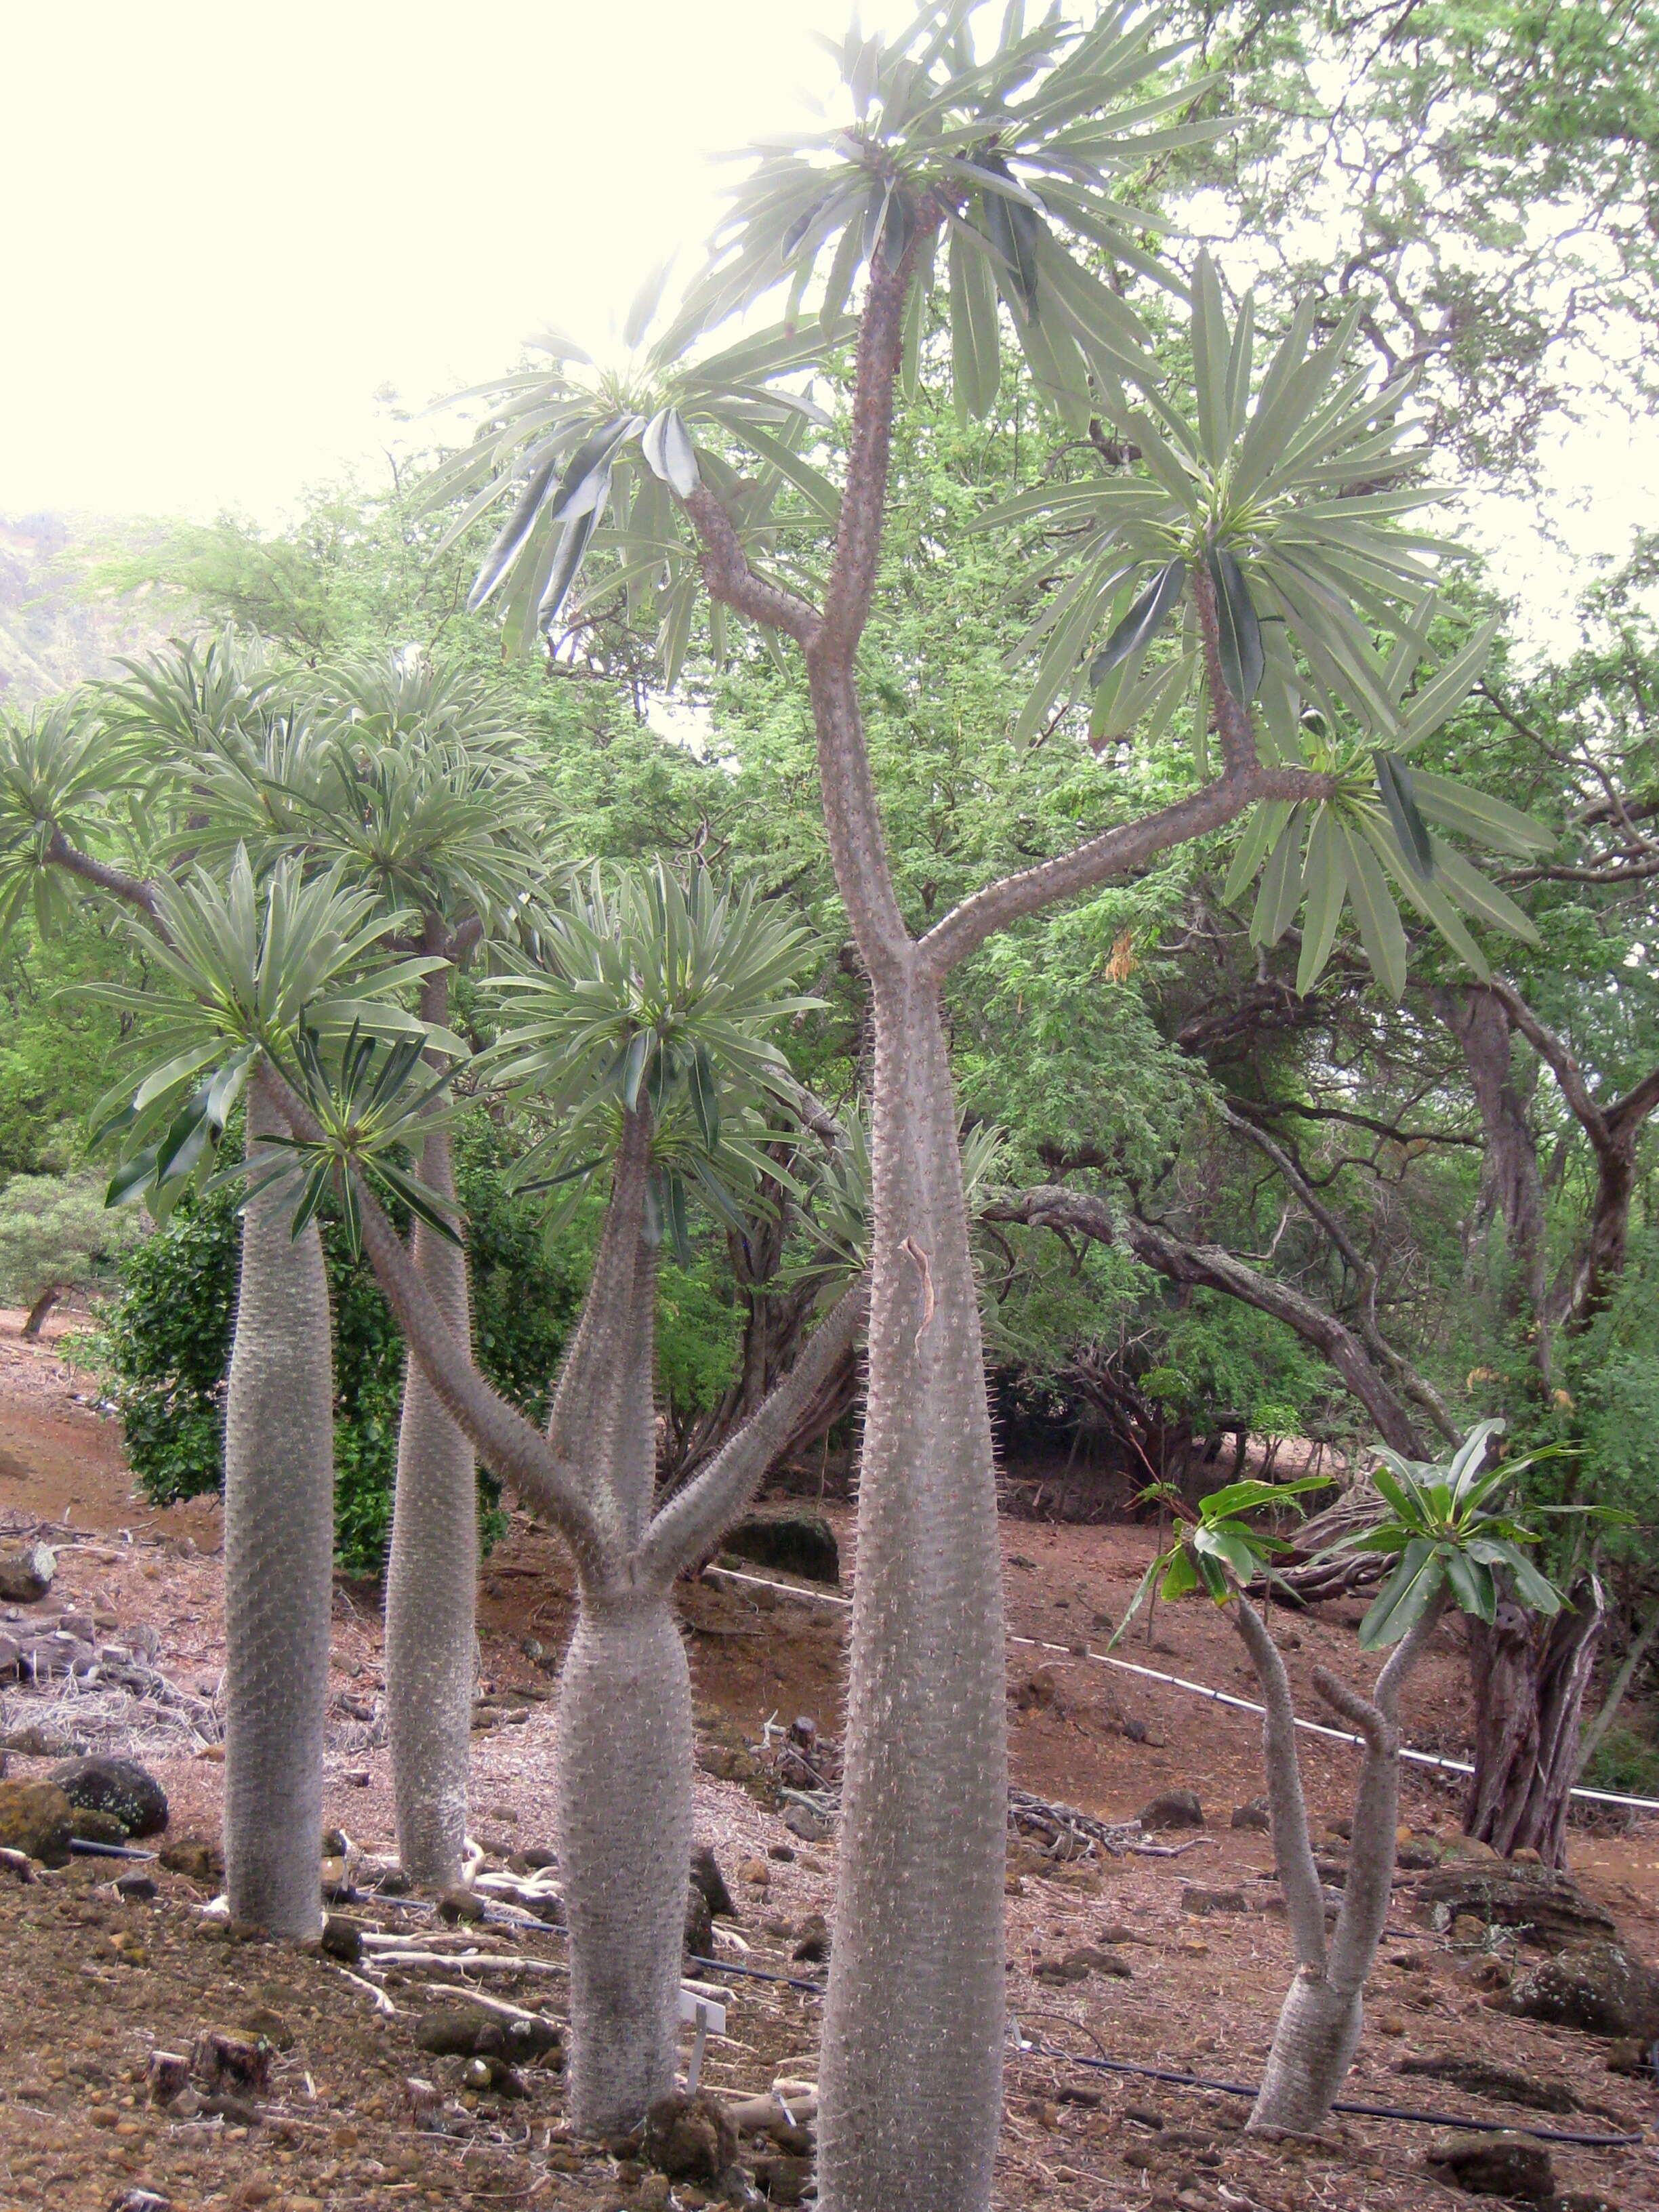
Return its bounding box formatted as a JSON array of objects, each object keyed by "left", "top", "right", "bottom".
[
  {"left": 86, "top": 853, "right": 447, "bottom": 1936},
  {"left": 264, "top": 860, "right": 865, "bottom": 2133},
  {"left": 418, "top": 10, "right": 1543, "bottom": 2203},
  {"left": 1122, "top": 1420, "right": 1589, "bottom": 2133},
  {"left": 125, "top": 642, "right": 557, "bottom": 1888}
]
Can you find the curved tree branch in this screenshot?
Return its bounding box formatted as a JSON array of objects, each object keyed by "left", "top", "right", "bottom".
[
  {"left": 683, "top": 485, "right": 820, "bottom": 647},
  {"left": 638, "top": 1277, "right": 867, "bottom": 1584},
  {"left": 44, "top": 829, "right": 159, "bottom": 920},
  {"left": 919, "top": 768, "right": 1339, "bottom": 980},
  {"left": 987, "top": 1185, "right": 1427, "bottom": 1455}
]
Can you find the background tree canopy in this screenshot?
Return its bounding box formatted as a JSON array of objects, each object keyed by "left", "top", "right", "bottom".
[{"left": 6, "top": 0, "right": 1659, "bottom": 1776}]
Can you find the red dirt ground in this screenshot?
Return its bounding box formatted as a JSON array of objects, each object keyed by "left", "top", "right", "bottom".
[{"left": 1, "top": 1309, "right": 1656, "bottom": 2211}]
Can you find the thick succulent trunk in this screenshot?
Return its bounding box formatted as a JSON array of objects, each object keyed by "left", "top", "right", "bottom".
[
  {"left": 1240, "top": 1597, "right": 1441, "bottom": 2135},
  {"left": 817, "top": 977, "right": 1006, "bottom": 2212},
  {"left": 384, "top": 1123, "right": 477, "bottom": 1887},
  {"left": 1252, "top": 1972, "right": 1365, "bottom": 2131},
  {"left": 221, "top": 1066, "right": 334, "bottom": 1936},
  {"left": 555, "top": 1576, "right": 692, "bottom": 2136}
]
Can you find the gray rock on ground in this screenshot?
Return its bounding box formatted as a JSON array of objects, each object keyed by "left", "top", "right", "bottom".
[
  {"left": 1502, "top": 1941, "right": 1659, "bottom": 2041},
  {"left": 47, "top": 1754, "right": 169, "bottom": 1837},
  {"left": 1416, "top": 1862, "right": 1616, "bottom": 1951},
  {"left": 0, "top": 1542, "right": 55, "bottom": 1602},
  {"left": 1138, "top": 1788, "right": 1204, "bottom": 1830}
]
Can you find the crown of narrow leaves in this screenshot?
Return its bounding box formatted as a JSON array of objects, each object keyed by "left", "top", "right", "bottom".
[
  {"left": 672, "top": 2, "right": 1219, "bottom": 427},
  {"left": 1220, "top": 601, "right": 1554, "bottom": 998},
  {"left": 0, "top": 699, "right": 148, "bottom": 941},
  {"left": 986, "top": 255, "right": 1450, "bottom": 750},
  {"left": 222, "top": 1021, "right": 466, "bottom": 1254},
  {"left": 419, "top": 292, "right": 839, "bottom": 660},
  {"left": 86, "top": 849, "right": 452, "bottom": 1216},
  {"left": 983, "top": 255, "right": 1557, "bottom": 996},
  {"left": 482, "top": 861, "right": 820, "bottom": 1212}
]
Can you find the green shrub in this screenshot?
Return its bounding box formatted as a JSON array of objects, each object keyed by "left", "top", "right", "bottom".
[
  {"left": 101, "top": 1114, "right": 588, "bottom": 1574},
  {"left": 1582, "top": 1724, "right": 1659, "bottom": 1801}
]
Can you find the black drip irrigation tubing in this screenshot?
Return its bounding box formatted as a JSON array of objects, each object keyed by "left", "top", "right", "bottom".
[
  {"left": 686, "top": 1952, "right": 826, "bottom": 1996},
  {"left": 1017, "top": 2039, "right": 1645, "bottom": 2147}
]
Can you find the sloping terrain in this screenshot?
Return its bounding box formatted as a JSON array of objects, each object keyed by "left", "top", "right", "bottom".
[{"left": 0, "top": 1321, "right": 1656, "bottom": 2211}]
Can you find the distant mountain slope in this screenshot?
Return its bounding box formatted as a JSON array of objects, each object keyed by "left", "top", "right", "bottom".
[{"left": 0, "top": 513, "right": 173, "bottom": 704}]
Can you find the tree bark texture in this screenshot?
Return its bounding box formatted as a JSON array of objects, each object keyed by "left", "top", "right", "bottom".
[
  {"left": 1433, "top": 986, "right": 1548, "bottom": 1325},
  {"left": 221, "top": 1066, "right": 335, "bottom": 1937},
  {"left": 1237, "top": 1596, "right": 1441, "bottom": 2133},
  {"left": 554, "top": 1578, "right": 693, "bottom": 2135},
  {"left": 384, "top": 1124, "right": 477, "bottom": 1888},
  {"left": 816, "top": 976, "right": 1008, "bottom": 2212},
  {"left": 1466, "top": 1576, "right": 1606, "bottom": 1865}
]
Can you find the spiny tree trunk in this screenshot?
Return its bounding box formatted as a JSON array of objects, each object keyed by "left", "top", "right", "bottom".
[
  {"left": 817, "top": 980, "right": 1008, "bottom": 2212},
  {"left": 1235, "top": 1595, "right": 1443, "bottom": 2133},
  {"left": 314, "top": 1080, "right": 865, "bottom": 2136},
  {"left": 1466, "top": 1576, "right": 1606, "bottom": 1866},
  {"left": 680, "top": 221, "right": 1333, "bottom": 2212},
  {"left": 384, "top": 1125, "right": 477, "bottom": 1887},
  {"left": 555, "top": 1573, "right": 693, "bottom": 2132},
  {"left": 221, "top": 1065, "right": 335, "bottom": 1936},
  {"left": 384, "top": 957, "right": 478, "bottom": 1889}
]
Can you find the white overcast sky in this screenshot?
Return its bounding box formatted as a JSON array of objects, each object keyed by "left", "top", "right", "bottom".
[{"left": 5, "top": 0, "right": 1656, "bottom": 647}]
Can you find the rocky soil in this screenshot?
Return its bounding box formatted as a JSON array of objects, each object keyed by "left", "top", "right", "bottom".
[{"left": 0, "top": 1318, "right": 1655, "bottom": 2211}]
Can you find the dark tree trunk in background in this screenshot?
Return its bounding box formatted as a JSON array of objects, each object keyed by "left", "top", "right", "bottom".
[
  {"left": 1433, "top": 986, "right": 1549, "bottom": 1328},
  {"left": 22, "top": 1288, "right": 60, "bottom": 1338},
  {"left": 1466, "top": 1576, "right": 1606, "bottom": 1866}
]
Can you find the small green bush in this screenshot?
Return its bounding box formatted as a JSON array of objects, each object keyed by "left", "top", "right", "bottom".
[
  {"left": 102, "top": 1115, "right": 586, "bottom": 1574},
  {"left": 1582, "top": 1724, "right": 1659, "bottom": 1801}
]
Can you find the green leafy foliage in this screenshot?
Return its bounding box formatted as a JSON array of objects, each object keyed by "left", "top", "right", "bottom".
[
  {"left": 1112, "top": 1472, "right": 1329, "bottom": 1631},
  {"left": 86, "top": 850, "right": 445, "bottom": 1218},
  {"left": 1317, "top": 1422, "right": 1619, "bottom": 1646},
  {"left": 485, "top": 860, "right": 821, "bottom": 1253},
  {"left": 0, "top": 1171, "right": 144, "bottom": 1317},
  {"left": 676, "top": 3, "right": 1214, "bottom": 415},
  {"left": 99, "top": 1117, "right": 587, "bottom": 1574}
]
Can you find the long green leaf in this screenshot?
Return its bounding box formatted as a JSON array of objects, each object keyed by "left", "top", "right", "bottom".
[{"left": 1089, "top": 558, "right": 1185, "bottom": 685}]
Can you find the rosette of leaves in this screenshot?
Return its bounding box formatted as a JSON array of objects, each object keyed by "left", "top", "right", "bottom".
[
  {"left": 983, "top": 255, "right": 1554, "bottom": 993},
  {"left": 418, "top": 281, "right": 840, "bottom": 663},
  {"left": 1220, "top": 600, "right": 1555, "bottom": 997},
  {"left": 226, "top": 1020, "right": 466, "bottom": 1252},
  {"left": 424, "top": 7, "right": 1221, "bottom": 661},
  {"left": 670, "top": 1, "right": 1218, "bottom": 424},
  {"left": 86, "top": 849, "right": 453, "bottom": 1216},
  {"left": 1115, "top": 1474, "right": 1331, "bottom": 1629},
  {"left": 0, "top": 698, "right": 146, "bottom": 937},
  {"left": 986, "top": 255, "right": 1452, "bottom": 747},
  {"left": 482, "top": 861, "right": 821, "bottom": 1256},
  {"left": 1317, "top": 1420, "right": 1620, "bottom": 1647}
]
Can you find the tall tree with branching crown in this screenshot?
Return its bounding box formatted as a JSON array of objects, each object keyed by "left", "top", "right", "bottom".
[{"left": 422, "top": 9, "right": 1549, "bottom": 2203}]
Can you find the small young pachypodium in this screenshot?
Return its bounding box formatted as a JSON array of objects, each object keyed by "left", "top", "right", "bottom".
[{"left": 1117, "top": 1420, "right": 1597, "bottom": 2133}]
